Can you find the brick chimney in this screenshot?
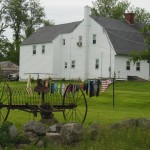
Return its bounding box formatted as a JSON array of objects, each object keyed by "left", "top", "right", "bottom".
[{"left": 124, "top": 13, "right": 135, "bottom": 25}]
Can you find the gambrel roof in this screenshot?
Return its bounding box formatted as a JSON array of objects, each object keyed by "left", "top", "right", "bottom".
[
  {"left": 91, "top": 16, "right": 148, "bottom": 55},
  {"left": 21, "top": 21, "right": 81, "bottom": 45},
  {"left": 21, "top": 16, "right": 149, "bottom": 55}
]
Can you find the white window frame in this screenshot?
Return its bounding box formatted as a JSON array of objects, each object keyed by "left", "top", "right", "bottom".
[
  {"left": 95, "top": 59, "right": 99, "bottom": 69},
  {"left": 64, "top": 62, "right": 67, "bottom": 69},
  {"left": 62, "top": 39, "right": 65, "bottom": 45},
  {"left": 33, "top": 45, "right": 36, "bottom": 55},
  {"left": 71, "top": 60, "right": 75, "bottom": 69},
  {"left": 42, "top": 45, "right": 45, "bottom": 54},
  {"left": 126, "top": 61, "right": 130, "bottom": 70},
  {"left": 136, "top": 62, "right": 140, "bottom": 71},
  {"left": 93, "top": 34, "right": 96, "bottom": 44}
]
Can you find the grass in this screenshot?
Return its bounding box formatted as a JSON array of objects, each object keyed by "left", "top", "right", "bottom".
[
  {"left": 0, "top": 80, "right": 150, "bottom": 149},
  {"left": 0, "top": 80, "right": 150, "bottom": 127}
]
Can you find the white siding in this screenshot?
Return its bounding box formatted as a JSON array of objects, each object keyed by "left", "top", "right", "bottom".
[
  {"left": 19, "top": 43, "right": 53, "bottom": 80},
  {"left": 115, "top": 55, "right": 149, "bottom": 80}
]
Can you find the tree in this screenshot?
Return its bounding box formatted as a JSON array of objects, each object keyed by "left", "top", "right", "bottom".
[
  {"left": 2, "top": 0, "right": 53, "bottom": 65},
  {"left": 24, "top": 0, "right": 54, "bottom": 38},
  {"left": 130, "top": 6, "right": 150, "bottom": 24},
  {"left": 0, "top": 0, "right": 7, "bottom": 36},
  {"left": 91, "top": 0, "right": 130, "bottom": 20},
  {"left": 130, "top": 25, "right": 150, "bottom": 63},
  {"left": 2, "top": 0, "right": 28, "bottom": 62}
]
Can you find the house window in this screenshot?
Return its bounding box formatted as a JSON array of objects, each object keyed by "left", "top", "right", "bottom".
[
  {"left": 136, "top": 62, "right": 140, "bottom": 71},
  {"left": 77, "top": 36, "right": 82, "bottom": 47},
  {"left": 62, "top": 39, "right": 65, "bottom": 45},
  {"left": 95, "top": 59, "right": 99, "bottom": 69},
  {"left": 93, "top": 34, "right": 96, "bottom": 44},
  {"left": 71, "top": 60, "right": 75, "bottom": 69},
  {"left": 64, "top": 62, "right": 67, "bottom": 69},
  {"left": 42, "top": 45, "right": 45, "bottom": 54},
  {"left": 33, "top": 45, "right": 36, "bottom": 55},
  {"left": 126, "top": 61, "right": 130, "bottom": 70}
]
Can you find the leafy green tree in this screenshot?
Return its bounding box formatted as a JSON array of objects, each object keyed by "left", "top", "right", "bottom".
[
  {"left": 130, "top": 25, "right": 150, "bottom": 63},
  {"left": 130, "top": 6, "right": 150, "bottom": 24},
  {"left": 0, "top": 0, "right": 7, "bottom": 36},
  {"left": 91, "top": 0, "right": 130, "bottom": 20},
  {"left": 24, "top": 0, "right": 54, "bottom": 38},
  {"left": 2, "top": 0, "right": 53, "bottom": 65},
  {"left": 2, "top": 0, "right": 28, "bottom": 64}
]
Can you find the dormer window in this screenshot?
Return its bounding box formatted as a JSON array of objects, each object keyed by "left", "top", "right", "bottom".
[{"left": 93, "top": 34, "right": 96, "bottom": 44}]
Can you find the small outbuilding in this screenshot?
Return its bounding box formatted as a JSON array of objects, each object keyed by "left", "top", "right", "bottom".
[{"left": 0, "top": 61, "right": 19, "bottom": 77}]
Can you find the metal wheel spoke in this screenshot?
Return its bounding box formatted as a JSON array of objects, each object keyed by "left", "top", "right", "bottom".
[
  {"left": 75, "top": 109, "right": 81, "bottom": 122},
  {"left": 63, "top": 84, "right": 87, "bottom": 123},
  {"left": 76, "top": 107, "right": 84, "bottom": 118}
]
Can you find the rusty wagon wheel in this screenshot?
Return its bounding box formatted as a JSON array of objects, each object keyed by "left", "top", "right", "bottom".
[
  {"left": 0, "top": 81, "right": 12, "bottom": 123},
  {"left": 63, "top": 84, "right": 87, "bottom": 123}
]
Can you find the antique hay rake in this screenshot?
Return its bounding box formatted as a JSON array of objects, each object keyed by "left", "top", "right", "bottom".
[{"left": 0, "top": 80, "right": 87, "bottom": 124}]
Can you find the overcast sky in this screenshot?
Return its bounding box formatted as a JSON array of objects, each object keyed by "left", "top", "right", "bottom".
[
  {"left": 42, "top": 0, "right": 150, "bottom": 24},
  {"left": 4, "top": 0, "right": 150, "bottom": 40}
]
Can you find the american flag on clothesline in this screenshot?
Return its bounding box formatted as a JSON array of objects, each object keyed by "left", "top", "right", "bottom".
[{"left": 101, "top": 79, "right": 112, "bottom": 92}]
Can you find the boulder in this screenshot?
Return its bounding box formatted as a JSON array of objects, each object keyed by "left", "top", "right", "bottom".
[
  {"left": 45, "top": 133, "right": 63, "bottom": 145},
  {"left": 88, "top": 123, "right": 101, "bottom": 139},
  {"left": 109, "top": 118, "right": 150, "bottom": 129},
  {"left": 9, "top": 125, "right": 18, "bottom": 139},
  {"left": 60, "top": 123, "right": 83, "bottom": 144},
  {"left": 22, "top": 121, "right": 49, "bottom": 136}
]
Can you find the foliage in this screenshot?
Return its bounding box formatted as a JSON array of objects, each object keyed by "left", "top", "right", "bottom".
[
  {"left": 91, "top": 0, "right": 130, "bottom": 20},
  {"left": 91, "top": 0, "right": 150, "bottom": 24},
  {"left": 2, "top": 0, "right": 28, "bottom": 52},
  {"left": 0, "top": 0, "right": 7, "bottom": 37},
  {"left": 0, "top": 121, "right": 13, "bottom": 147},
  {"left": 130, "top": 6, "right": 150, "bottom": 24},
  {"left": 130, "top": 24, "right": 150, "bottom": 63},
  {"left": 0, "top": 0, "right": 54, "bottom": 65},
  {"left": 24, "top": 0, "right": 47, "bottom": 38}
]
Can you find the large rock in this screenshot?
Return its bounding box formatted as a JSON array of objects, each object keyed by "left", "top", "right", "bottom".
[
  {"left": 9, "top": 125, "right": 18, "bottom": 139},
  {"left": 45, "top": 133, "right": 63, "bottom": 145},
  {"left": 22, "top": 121, "right": 49, "bottom": 136},
  {"left": 109, "top": 118, "right": 150, "bottom": 129},
  {"left": 60, "top": 123, "right": 83, "bottom": 144},
  {"left": 88, "top": 123, "right": 101, "bottom": 139}
]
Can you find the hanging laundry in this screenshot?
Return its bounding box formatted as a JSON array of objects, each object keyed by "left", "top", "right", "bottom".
[
  {"left": 96, "top": 79, "right": 101, "bottom": 96},
  {"left": 57, "top": 83, "right": 61, "bottom": 94},
  {"left": 89, "top": 81, "right": 95, "bottom": 97},
  {"left": 101, "top": 80, "right": 111, "bottom": 92},
  {"left": 62, "top": 83, "right": 66, "bottom": 96}
]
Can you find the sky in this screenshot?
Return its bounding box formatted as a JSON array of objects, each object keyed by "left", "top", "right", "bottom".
[
  {"left": 42, "top": 0, "right": 150, "bottom": 24},
  {"left": 3, "top": 0, "right": 150, "bottom": 40}
]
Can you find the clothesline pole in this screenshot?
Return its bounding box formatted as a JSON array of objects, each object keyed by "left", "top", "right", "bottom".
[{"left": 113, "top": 77, "right": 115, "bottom": 108}]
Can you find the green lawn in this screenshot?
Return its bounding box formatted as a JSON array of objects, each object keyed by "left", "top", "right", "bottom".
[{"left": 0, "top": 80, "right": 150, "bottom": 128}]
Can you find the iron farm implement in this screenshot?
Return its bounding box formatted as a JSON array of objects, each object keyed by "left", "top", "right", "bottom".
[{"left": 0, "top": 80, "right": 87, "bottom": 124}]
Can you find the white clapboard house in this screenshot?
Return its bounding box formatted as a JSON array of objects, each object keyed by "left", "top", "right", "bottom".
[{"left": 19, "top": 6, "right": 149, "bottom": 81}]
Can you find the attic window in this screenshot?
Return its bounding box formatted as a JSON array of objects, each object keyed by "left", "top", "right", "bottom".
[
  {"left": 93, "top": 34, "right": 96, "bottom": 44},
  {"left": 33, "top": 45, "right": 36, "bottom": 55}
]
